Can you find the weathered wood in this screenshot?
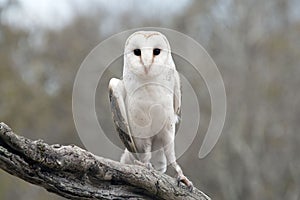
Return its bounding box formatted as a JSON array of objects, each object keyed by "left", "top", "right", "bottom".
[{"left": 0, "top": 122, "right": 210, "bottom": 200}]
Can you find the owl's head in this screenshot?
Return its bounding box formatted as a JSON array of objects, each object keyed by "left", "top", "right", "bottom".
[{"left": 124, "top": 31, "right": 174, "bottom": 79}]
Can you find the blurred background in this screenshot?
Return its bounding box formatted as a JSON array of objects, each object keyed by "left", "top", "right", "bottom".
[{"left": 1, "top": 0, "right": 300, "bottom": 199}]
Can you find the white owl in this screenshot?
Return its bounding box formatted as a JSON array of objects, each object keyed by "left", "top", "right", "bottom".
[{"left": 109, "top": 31, "right": 193, "bottom": 191}]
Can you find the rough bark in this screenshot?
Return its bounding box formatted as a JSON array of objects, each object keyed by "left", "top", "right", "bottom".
[{"left": 0, "top": 122, "right": 210, "bottom": 200}]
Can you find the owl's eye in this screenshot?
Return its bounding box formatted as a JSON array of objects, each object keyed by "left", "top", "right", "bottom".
[
  {"left": 133, "top": 49, "right": 141, "bottom": 56},
  {"left": 153, "top": 48, "right": 161, "bottom": 56}
]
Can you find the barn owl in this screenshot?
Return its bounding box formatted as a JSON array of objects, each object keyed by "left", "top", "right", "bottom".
[{"left": 109, "top": 31, "right": 193, "bottom": 191}]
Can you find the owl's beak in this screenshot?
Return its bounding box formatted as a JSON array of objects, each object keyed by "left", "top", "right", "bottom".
[
  {"left": 143, "top": 65, "right": 151, "bottom": 74},
  {"left": 141, "top": 49, "right": 153, "bottom": 74}
]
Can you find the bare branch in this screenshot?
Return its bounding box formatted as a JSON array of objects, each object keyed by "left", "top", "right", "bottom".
[{"left": 0, "top": 122, "right": 210, "bottom": 200}]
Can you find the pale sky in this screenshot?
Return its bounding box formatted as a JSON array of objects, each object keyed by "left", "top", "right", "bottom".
[{"left": 1, "top": 0, "right": 191, "bottom": 31}]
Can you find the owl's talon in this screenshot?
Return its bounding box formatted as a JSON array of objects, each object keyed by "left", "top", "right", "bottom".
[
  {"left": 134, "top": 160, "right": 153, "bottom": 170},
  {"left": 177, "top": 175, "right": 193, "bottom": 192},
  {"left": 146, "top": 163, "right": 153, "bottom": 170}
]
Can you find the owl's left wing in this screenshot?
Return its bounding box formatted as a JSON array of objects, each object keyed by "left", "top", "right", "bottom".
[
  {"left": 109, "top": 78, "right": 137, "bottom": 153},
  {"left": 173, "top": 70, "right": 181, "bottom": 133}
]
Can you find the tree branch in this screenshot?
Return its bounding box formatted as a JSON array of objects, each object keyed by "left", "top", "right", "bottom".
[{"left": 0, "top": 122, "right": 210, "bottom": 200}]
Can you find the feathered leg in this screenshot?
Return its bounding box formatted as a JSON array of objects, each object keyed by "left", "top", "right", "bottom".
[{"left": 163, "top": 135, "right": 193, "bottom": 192}]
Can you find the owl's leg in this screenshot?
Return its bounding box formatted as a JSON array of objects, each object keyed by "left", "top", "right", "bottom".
[
  {"left": 163, "top": 138, "right": 194, "bottom": 192},
  {"left": 120, "top": 149, "right": 135, "bottom": 164},
  {"left": 151, "top": 148, "right": 167, "bottom": 173},
  {"left": 134, "top": 138, "right": 153, "bottom": 170},
  {"left": 120, "top": 149, "right": 153, "bottom": 170}
]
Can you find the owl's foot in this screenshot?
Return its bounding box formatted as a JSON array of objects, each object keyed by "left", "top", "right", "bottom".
[
  {"left": 177, "top": 174, "right": 194, "bottom": 192},
  {"left": 134, "top": 160, "right": 153, "bottom": 170}
]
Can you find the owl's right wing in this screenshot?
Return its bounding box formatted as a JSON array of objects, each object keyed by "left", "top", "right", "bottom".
[{"left": 108, "top": 78, "right": 137, "bottom": 153}]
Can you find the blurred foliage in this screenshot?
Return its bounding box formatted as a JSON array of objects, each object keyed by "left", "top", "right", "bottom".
[{"left": 0, "top": 0, "right": 300, "bottom": 199}]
